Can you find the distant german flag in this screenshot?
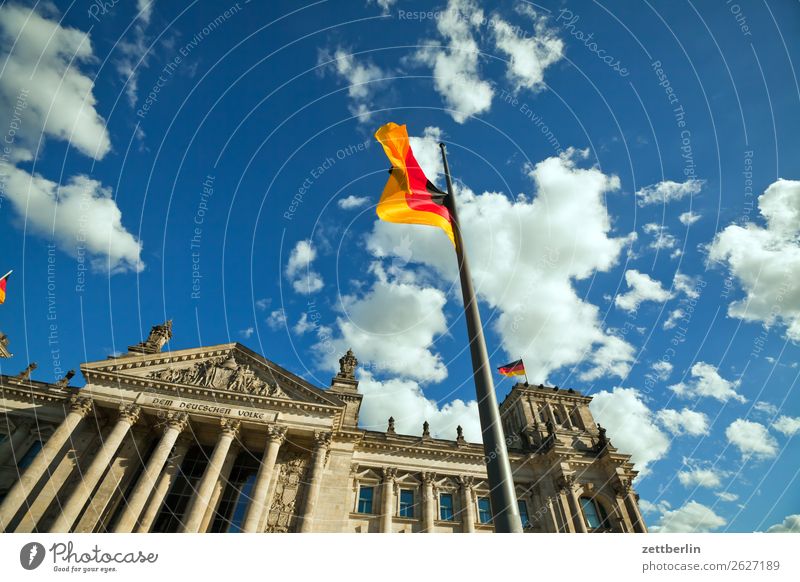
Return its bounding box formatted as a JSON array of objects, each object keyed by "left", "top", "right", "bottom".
[
  {"left": 498, "top": 359, "right": 526, "bottom": 377},
  {"left": 374, "top": 122, "right": 455, "bottom": 246},
  {"left": 0, "top": 270, "right": 11, "bottom": 305}
]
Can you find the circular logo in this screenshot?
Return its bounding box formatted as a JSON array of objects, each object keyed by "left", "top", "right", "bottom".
[{"left": 19, "top": 542, "right": 46, "bottom": 570}]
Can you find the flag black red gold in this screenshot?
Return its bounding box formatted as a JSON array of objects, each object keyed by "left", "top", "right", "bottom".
[
  {"left": 0, "top": 271, "right": 10, "bottom": 305},
  {"left": 374, "top": 122, "right": 455, "bottom": 246},
  {"left": 498, "top": 359, "right": 526, "bottom": 377}
]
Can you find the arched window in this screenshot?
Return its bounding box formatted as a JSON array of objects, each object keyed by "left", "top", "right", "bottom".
[{"left": 580, "top": 497, "right": 609, "bottom": 531}]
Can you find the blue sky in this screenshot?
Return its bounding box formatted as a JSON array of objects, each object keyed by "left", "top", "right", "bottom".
[{"left": 0, "top": 0, "right": 799, "bottom": 533}]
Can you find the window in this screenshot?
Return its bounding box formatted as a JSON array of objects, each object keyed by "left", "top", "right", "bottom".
[
  {"left": 357, "top": 486, "right": 374, "bottom": 514},
  {"left": 580, "top": 497, "right": 609, "bottom": 530},
  {"left": 518, "top": 500, "right": 530, "bottom": 528},
  {"left": 399, "top": 489, "right": 414, "bottom": 518},
  {"left": 439, "top": 493, "right": 454, "bottom": 521},
  {"left": 17, "top": 440, "right": 42, "bottom": 469},
  {"left": 477, "top": 497, "right": 492, "bottom": 524}
]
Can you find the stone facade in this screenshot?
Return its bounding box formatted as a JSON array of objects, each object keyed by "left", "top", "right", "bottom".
[{"left": 0, "top": 324, "right": 646, "bottom": 533}]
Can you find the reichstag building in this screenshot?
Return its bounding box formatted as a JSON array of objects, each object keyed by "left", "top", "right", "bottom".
[{"left": 0, "top": 322, "right": 647, "bottom": 533}]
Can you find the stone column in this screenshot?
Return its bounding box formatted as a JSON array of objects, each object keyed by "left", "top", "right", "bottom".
[
  {"left": 113, "top": 413, "right": 189, "bottom": 533},
  {"left": 546, "top": 403, "right": 558, "bottom": 426},
  {"left": 50, "top": 404, "right": 141, "bottom": 533},
  {"left": 200, "top": 444, "right": 239, "bottom": 532},
  {"left": 0, "top": 397, "right": 93, "bottom": 531},
  {"left": 298, "top": 431, "right": 331, "bottom": 533},
  {"left": 623, "top": 486, "right": 646, "bottom": 533},
  {"left": 562, "top": 477, "right": 588, "bottom": 533},
  {"left": 459, "top": 476, "right": 475, "bottom": 533},
  {"left": 182, "top": 419, "right": 240, "bottom": 533},
  {"left": 560, "top": 403, "right": 574, "bottom": 430},
  {"left": 379, "top": 467, "right": 396, "bottom": 533},
  {"left": 0, "top": 418, "right": 32, "bottom": 467},
  {"left": 421, "top": 472, "right": 436, "bottom": 533},
  {"left": 242, "top": 424, "right": 287, "bottom": 533},
  {"left": 136, "top": 436, "right": 192, "bottom": 533}
]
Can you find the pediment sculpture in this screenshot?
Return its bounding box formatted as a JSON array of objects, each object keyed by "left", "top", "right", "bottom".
[{"left": 147, "top": 354, "right": 287, "bottom": 397}]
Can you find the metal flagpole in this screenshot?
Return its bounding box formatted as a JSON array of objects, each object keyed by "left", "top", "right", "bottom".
[
  {"left": 521, "top": 357, "right": 529, "bottom": 386},
  {"left": 439, "top": 143, "right": 523, "bottom": 533}
]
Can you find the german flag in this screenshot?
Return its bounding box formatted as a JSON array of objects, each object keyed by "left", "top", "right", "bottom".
[
  {"left": 498, "top": 359, "right": 526, "bottom": 377},
  {"left": 374, "top": 123, "right": 455, "bottom": 246},
  {"left": 0, "top": 270, "right": 11, "bottom": 305}
]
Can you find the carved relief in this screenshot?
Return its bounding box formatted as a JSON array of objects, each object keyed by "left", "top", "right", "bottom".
[
  {"left": 264, "top": 451, "right": 309, "bottom": 533},
  {"left": 147, "top": 353, "right": 288, "bottom": 397}
]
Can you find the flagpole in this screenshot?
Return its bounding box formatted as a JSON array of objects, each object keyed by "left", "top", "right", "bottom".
[
  {"left": 521, "top": 357, "right": 529, "bottom": 386},
  {"left": 0, "top": 270, "right": 12, "bottom": 280},
  {"left": 439, "top": 143, "right": 523, "bottom": 533}
]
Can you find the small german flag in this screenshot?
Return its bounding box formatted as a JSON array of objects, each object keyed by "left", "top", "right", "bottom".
[
  {"left": 374, "top": 122, "right": 455, "bottom": 246},
  {"left": 498, "top": 359, "right": 526, "bottom": 377},
  {"left": 0, "top": 270, "right": 11, "bottom": 305}
]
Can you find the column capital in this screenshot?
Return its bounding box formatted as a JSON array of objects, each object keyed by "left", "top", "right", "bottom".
[
  {"left": 220, "top": 418, "right": 241, "bottom": 437},
  {"left": 458, "top": 475, "right": 474, "bottom": 490},
  {"left": 266, "top": 424, "right": 288, "bottom": 444},
  {"left": 381, "top": 467, "right": 396, "bottom": 483},
  {"left": 118, "top": 404, "right": 141, "bottom": 425},
  {"left": 162, "top": 411, "right": 189, "bottom": 433},
  {"left": 613, "top": 479, "right": 633, "bottom": 496},
  {"left": 558, "top": 474, "right": 577, "bottom": 493},
  {"left": 421, "top": 471, "right": 437, "bottom": 484},
  {"left": 68, "top": 395, "right": 94, "bottom": 417},
  {"left": 313, "top": 430, "right": 331, "bottom": 451}
]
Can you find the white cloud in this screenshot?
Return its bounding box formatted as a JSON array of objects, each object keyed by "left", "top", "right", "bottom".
[
  {"left": 3, "top": 167, "right": 144, "bottom": 273},
  {"left": 266, "top": 309, "right": 287, "bottom": 330},
  {"left": 413, "top": 0, "right": 494, "bottom": 123},
  {"left": 715, "top": 491, "right": 739, "bottom": 502},
  {"left": 368, "top": 0, "right": 397, "bottom": 15},
  {"left": 321, "top": 48, "right": 386, "bottom": 120},
  {"left": 679, "top": 211, "right": 701, "bottom": 226},
  {"left": 589, "top": 387, "right": 670, "bottom": 477},
  {"left": 772, "top": 415, "right": 800, "bottom": 436},
  {"left": 316, "top": 272, "right": 449, "bottom": 383},
  {"left": 635, "top": 179, "right": 704, "bottom": 206},
  {"left": 639, "top": 499, "right": 671, "bottom": 515},
  {"left": 726, "top": 419, "right": 779, "bottom": 459},
  {"left": 766, "top": 514, "right": 800, "bottom": 533},
  {"left": 255, "top": 298, "right": 271, "bottom": 311},
  {"left": 678, "top": 466, "right": 725, "bottom": 489},
  {"left": 673, "top": 272, "right": 702, "bottom": 299},
  {"left": 615, "top": 270, "right": 671, "bottom": 312},
  {"left": 651, "top": 360, "right": 673, "bottom": 381},
  {"left": 643, "top": 222, "right": 678, "bottom": 251},
  {"left": 338, "top": 195, "right": 370, "bottom": 210},
  {"left": 649, "top": 501, "right": 726, "bottom": 533},
  {"left": 708, "top": 179, "right": 800, "bottom": 341},
  {"left": 239, "top": 327, "right": 254, "bottom": 339},
  {"left": 116, "top": 0, "right": 156, "bottom": 107},
  {"left": 669, "top": 362, "right": 746, "bottom": 403},
  {"left": 367, "top": 142, "right": 635, "bottom": 382},
  {"left": 663, "top": 309, "right": 684, "bottom": 330},
  {"left": 357, "top": 370, "right": 481, "bottom": 441},
  {"left": 657, "top": 408, "right": 709, "bottom": 436},
  {"left": 285, "top": 240, "right": 324, "bottom": 295},
  {"left": 491, "top": 9, "right": 563, "bottom": 93},
  {"left": 0, "top": 4, "right": 143, "bottom": 274},
  {"left": 753, "top": 400, "right": 778, "bottom": 416},
  {"left": 0, "top": 3, "right": 111, "bottom": 160},
  {"left": 293, "top": 313, "right": 313, "bottom": 335}
]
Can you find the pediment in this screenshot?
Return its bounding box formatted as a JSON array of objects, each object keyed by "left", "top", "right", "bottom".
[{"left": 82, "top": 343, "right": 342, "bottom": 408}]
